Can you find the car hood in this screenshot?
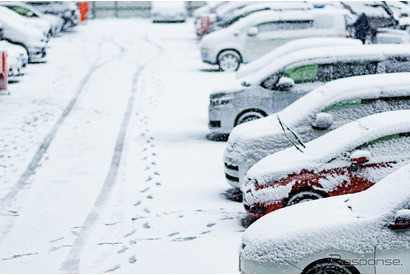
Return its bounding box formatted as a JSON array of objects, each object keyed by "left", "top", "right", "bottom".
[
  {"left": 241, "top": 195, "right": 382, "bottom": 265},
  {"left": 209, "top": 81, "right": 245, "bottom": 99},
  {"left": 224, "top": 114, "right": 303, "bottom": 166}
]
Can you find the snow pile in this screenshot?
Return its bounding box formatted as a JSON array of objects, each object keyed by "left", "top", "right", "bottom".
[{"left": 241, "top": 164, "right": 410, "bottom": 264}]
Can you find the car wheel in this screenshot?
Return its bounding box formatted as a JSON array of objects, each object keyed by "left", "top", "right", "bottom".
[
  {"left": 218, "top": 50, "right": 241, "bottom": 72},
  {"left": 235, "top": 111, "right": 265, "bottom": 126},
  {"left": 284, "top": 189, "right": 326, "bottom": 207},
  {"left": 303, "top": 259, "right": 359, "bottom": 274}
]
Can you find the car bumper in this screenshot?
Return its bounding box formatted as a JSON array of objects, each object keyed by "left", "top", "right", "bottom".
[
  {"left": 28, "top": 47, "right": 47, "bottom": 62},
  {"left": 239, "top": 253, "right": 302, "bottom": 274},
  {"left": 208, "top": 105, "right": 235, "bottom": 134},
  {"left": 243, "top": 199, "right": 283, "bottom": 218},
  {"left": 201, "top": 48, "right": 217, "bottom": 64}
]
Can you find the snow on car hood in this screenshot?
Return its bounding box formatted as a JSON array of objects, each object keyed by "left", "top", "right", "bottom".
[
  {"left": 225, "top": 73, "right": 410, "bottom": 167},
  {"left": 209, "top": 80, "right": 245, "bottom": 99},
  {"left": 241, "top": 165, "right": 410, "bottom": 265},
  {"left": 245, "top": 110, "right": 410, "bottom": 187}
]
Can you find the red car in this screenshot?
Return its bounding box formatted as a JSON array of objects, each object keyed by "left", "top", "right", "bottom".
[{"left": 242, "top": 110, "right": 410, "bottom": 218}]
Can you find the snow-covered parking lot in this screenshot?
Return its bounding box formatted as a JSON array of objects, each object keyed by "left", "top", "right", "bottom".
[{"left": 0, "top": 18, "right": 245, "bottom": 273}]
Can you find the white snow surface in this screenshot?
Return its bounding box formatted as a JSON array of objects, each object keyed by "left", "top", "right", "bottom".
[
  {"left": 0, "top": 18, "right": 245, "bottom": 273},
  {"left": 241, "top": 164, "right": 410, "bottom": 264}
]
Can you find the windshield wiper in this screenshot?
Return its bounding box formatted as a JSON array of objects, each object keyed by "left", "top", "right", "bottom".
[{"left": 277, "top": 115, "right": 305, "bottom": 153}]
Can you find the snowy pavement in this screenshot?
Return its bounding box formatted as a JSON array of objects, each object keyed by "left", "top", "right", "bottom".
[{"left": 0, "top": 18, "right": 245, "bottom": 273}]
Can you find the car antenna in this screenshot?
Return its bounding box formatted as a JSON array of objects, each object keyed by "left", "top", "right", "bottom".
[{"left": 277, "top": 115, "right": 304, "bottom": 153}]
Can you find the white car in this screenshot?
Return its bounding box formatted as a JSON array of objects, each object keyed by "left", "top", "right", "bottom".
[
  {"left": 0, "top": 6, "right": 47, "bottom": 62},
  {"left": 209, "top": 44, "right": 410, "bottom": 137},
  {"left": 0, "top": 2, "right": 64, "bottom": 36},
  {"left": 199, "top": 8, "right": 349, "bottom": 71},
  {"left": 203, "top": 1, "right": 314, "bottom": 37},
  {"left": 237, "top": 37, "right": 362, "bottom": 78},
  {"left": 151, "top": 1, "right": 187, "bottom": 23},
  {"left": 223, "top": 72, "right": 410, "bottom": 189},
  {"left": 0, "top": 3, "right": 52, "bottom": 40},
  {"left": 240, "top": 163, "right": 410, "bottom": 274},
  {"left": 377, "top": 17, "right": 410, "bottom": 44},
  {"left": 0, "top": 41, "right": 28, "bottom": 76}
]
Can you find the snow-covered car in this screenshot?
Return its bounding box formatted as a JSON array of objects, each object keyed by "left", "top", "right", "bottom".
[
  {"left": 242, "top": 110, "right": 410, "bottom": 218},
  {"left": 209, "top": 44, "right": 410, "bottom": 136},
  {"left": 195, "top": 1, "right": 254, "bottom": 38},
  {"left": 237, "top": 37, "right": 362, "bottom": 78},
  {"left": 376, "top": 17, "right": 410, "bottom": 44},
  {"left": 199, "top": 8, "right": 349, "bottom": 71},
  {"left": 202, "top": 1, "right": 314, "bottom": 37},
  {"left": 26, "top": 1, "right": 80, "bottom": 31},
  {"left": 0, "top": 41, "right": 28, "bottom": 76},
  {"left": 0, "top": 3, "right": 52, "bottom": 40},
  {"left": 223, "top": 72, "right": 410, "bottom": 189},
  {"left": 0, "top": 6, "right": 48, "bottom": 62},
  {"left": 1, "top": 1, "right": 63, "bottom": 36},
  {"left": 151, "top": 1, "right": 187, "bottom": 23},
  {"left": 342, "top": 1, "right": 398, "bottom": 43},
  {"left": 240, "top": 164, "right": 410, "bottom": 274}
]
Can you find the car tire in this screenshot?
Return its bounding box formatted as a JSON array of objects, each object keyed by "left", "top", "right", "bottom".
[
  {"left": 283, "top": 188, "right": 327, "bottom": 207},
  {"left": 218, "top": 50, "right": 241, "bottom": 72},
  {"left": 235, "top": 110, "right": 266, "bottom": 126},
  {"left": 303, "top": 259, "right": 359, "bottom": 274}
]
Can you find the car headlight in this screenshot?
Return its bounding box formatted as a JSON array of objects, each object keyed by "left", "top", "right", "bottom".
[{"left": 210, "top": 98, "right": 232, "bottom": 107}]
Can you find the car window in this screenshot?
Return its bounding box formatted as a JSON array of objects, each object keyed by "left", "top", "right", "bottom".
[
  {"left": 283, "top": 64, "right": 331, "bottom": 84},
  {"left": 321, "top": 97, "right": 410, "bottom": 128},
  {"left": 331, "top": 61, "right": 378, "bottom": 80},
  {"left": 256, "top": 20, "right": 313, "bottom": 32},
  {"left": 356, "top": 133, "right": 410, "bottom": 159},
  {"left": 9, "top": 6, "right": 37, "bottom": 17},
  {"left": 385, "top": 56, "right": 410, "bottom": 73}
]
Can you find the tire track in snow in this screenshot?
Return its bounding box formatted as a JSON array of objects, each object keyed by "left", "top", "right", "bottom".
[
  {"left": 0, "top": 35, "right": 126, "bottom": 246},
  {"left": 60, "top": 34, "right": 163, "bottom": 273},
  {"left": 0, "top": 35, "right": 126, "bottom": 205}
]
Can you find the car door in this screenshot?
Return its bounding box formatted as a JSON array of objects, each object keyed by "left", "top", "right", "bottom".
[
  {"left": 331, "top": 61, "right": 378, "bottom": 80},
  {"left": 320, "top": 133, "right": 410, "bottom": 196},
  {"left": 350, "top": 133, "right": 410, "bottom": 191},
  {"left": 243, "top": 20, "right": 314, "bottom": 61},
  {"left": 260, "top": 63, "right": 331, "bottom": 113}
]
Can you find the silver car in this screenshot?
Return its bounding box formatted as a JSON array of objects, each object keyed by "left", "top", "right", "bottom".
[
  {"left": 223, "top": 72, "right": 410, "bottom": 189},
  {"left": 209, "top": 44, "right": 410, "bottom": 135}
]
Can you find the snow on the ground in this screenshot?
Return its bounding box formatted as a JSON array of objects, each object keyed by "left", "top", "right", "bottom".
[{"left": 0, "top": 18, "right": 244, "bottom": 273}]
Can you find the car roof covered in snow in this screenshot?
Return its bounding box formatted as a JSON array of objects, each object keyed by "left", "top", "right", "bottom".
[
  {"left": 246, "top": 110, "right": 410, "bottom": 186},
  {"left": 241, "top": 164, "right": 410, "bottom": 264},
  {"left": 240, "top": 44, "right": 410, "bottom": 86},
  {"left": 237, "top": 37, "right": 363, "bottom": 78}
]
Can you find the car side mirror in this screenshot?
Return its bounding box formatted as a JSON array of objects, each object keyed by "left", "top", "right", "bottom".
[
  {"left": 275, "top": 76, "right": 294, "bottom": 91},
  {"left": 312, "top": 113, "right": 333, "bottom": 129},
  {"left": 389, "top": 209, "right": 410, "bottom": 230},
  {"left": 247, "top": 27, "right": 258, "bottom": 37},
  {"left": 349, "top": 150, "right": 371, "bottom": 171}
]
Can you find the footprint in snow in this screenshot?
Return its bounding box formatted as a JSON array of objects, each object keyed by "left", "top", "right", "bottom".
[{"left": 129, "top": 256, "right": 137, "bottom": 264}]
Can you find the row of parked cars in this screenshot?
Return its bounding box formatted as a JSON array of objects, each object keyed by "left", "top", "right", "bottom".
[
  {"left": 193, "top": 1, "right": 410, "bottom": 273},
  {"left": 0, "top": 1, "right": 79, "bottom": 79}
]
